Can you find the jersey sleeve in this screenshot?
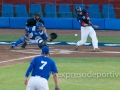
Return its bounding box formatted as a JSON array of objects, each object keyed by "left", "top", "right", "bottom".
[
  {"left": 26, "top": 19, "right": 31, "bottom": 27},
  {"left": 25, "top": 27, "right": 32, "bottom": 33},
  {"left": 51, "top": 61, "right": 58, "bottom": 73},
  {"left": 25, "top": 58, "right": 36, "bottom": 77}
]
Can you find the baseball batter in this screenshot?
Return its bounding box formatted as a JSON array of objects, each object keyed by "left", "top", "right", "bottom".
[
  {"left": 24, "top": 46, "right": 60, "bottom": 90},
  {"left": 10, "top": 22, "right": 48, "bottom": 49},
  {"left": 73, "top": 7, "right": 100, "bottom": 51}
]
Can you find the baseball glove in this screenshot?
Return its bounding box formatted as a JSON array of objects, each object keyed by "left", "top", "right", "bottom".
[{"left": 49, "top": 33, "right": 58, "bottom": 41}]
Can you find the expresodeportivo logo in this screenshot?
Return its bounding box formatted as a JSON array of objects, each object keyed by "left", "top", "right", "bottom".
[{"left": 56, "top": 71, "right": 120, "bottom": 79}]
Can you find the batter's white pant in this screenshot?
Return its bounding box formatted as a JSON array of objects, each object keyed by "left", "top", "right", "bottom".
[
  {"left": 77, "top": 26, "right": 98, "bottom": 49},
  {"left": 26, "top": 76, "right": 49, "bottom": 90}
]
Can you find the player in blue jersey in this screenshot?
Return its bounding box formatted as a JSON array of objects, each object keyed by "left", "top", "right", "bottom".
[
  {"left": 73, "top": 6, "right": 100, "bottom": 52},
  {"left": 24, "top": 46, "right": 60, "bottom": 90},
  {"left": 10, "top": 22, "right": 48, "bottom": 49}
]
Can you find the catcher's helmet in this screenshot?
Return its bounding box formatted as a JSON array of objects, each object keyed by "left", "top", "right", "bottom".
[{"left": 36, "top": 22, "right": 43, "bottom": 27}]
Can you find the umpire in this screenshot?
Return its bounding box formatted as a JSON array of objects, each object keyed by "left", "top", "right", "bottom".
[
  {"left": 21, "top": 12, "right": 47, "bottom": 48},
  {"left": 26, "top": 12, "right": 44, "bottom": 27}
]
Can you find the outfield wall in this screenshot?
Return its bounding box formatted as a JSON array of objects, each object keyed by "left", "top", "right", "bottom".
[{"left": 0, "top": 17, "right": 120, "bottom": 30}]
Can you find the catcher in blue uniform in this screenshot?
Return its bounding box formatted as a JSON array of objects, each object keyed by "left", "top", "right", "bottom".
[{"left": 10, "top": 22, "right": 57, "bottom": 49}]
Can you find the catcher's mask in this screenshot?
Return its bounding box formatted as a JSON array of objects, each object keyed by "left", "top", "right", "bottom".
[
  {"left": 36, "top": 22, "right": 44, "bottom": 31},
  {"left": 34, "top": 12, "right": 41, "bottom": 21},
  {"left": 75, "top": 6, "right": 82, "bottom": 14}
]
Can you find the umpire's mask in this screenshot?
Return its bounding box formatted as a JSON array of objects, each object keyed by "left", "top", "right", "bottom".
[{"left": 34, "top": 12, "right": 41, "bottom": 22}]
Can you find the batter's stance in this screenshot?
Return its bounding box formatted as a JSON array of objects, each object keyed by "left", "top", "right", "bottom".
[
  {"left": 73, "top": 7, "right": 100, "bottom": 51},
  {"left": 24, "top": 46, "right": 60, "bottom": 90}
]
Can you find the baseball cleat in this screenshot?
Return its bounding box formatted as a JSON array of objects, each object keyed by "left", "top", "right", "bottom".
[
  {"left": 70, "top": 46, "right": 79, "bottom": 51},
  {"left": 10, "top": 46, "right": 15, "bottom": 49},
  {"left": 92, "top": 48, "right": 101, "bottom": 52},
  {"left": 21, "top": 41, "right": 27, "bottom": 48},
  {"left": 21, "top": 45, "right": 26, "bottom": 48}
]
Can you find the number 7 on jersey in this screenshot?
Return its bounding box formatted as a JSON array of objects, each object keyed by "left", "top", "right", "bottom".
[{"left": 39, "top": 61, "right": 47, "bottom": 70}]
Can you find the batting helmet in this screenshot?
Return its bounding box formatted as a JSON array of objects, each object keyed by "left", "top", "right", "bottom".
[{"left": 75, "top": 6, "right": 82, "bottom": 14}]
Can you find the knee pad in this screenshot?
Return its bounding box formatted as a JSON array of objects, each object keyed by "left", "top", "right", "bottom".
[
  {"left": 21, "top": 36, "right": 26, "bottom": 41},
  {"left": 38, "top": 39, "right": 44, "bottom": 49},
  {"left": 38, "top": 39, "right": 48, "bottom": 49}
]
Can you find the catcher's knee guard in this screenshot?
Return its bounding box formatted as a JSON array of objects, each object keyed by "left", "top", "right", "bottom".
[
  {"left": 38, "top": 39, "right": 47, "bottom": 49},
  {"left": 21, "top": 36, "right": 27, "bottom": 48}
]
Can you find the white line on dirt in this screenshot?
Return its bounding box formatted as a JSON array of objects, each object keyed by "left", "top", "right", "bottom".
[{"left": 0, "top": 55, "right": 39, "bottom": 64}]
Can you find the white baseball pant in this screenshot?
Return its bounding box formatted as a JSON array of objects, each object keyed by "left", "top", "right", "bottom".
[
  {"left": 26, "top": 76, "right": 49, "bottom": 90},
  {"left": 77, "top": 26, "right": 98, "bottom": 49}
]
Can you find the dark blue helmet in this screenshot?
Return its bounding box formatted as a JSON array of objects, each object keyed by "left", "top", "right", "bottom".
[
  {"left": 36, "top": 22, "right": 44, "bottom": 31},
  {"left": 75, "top": 6, "right": 82, "bottom": 14}
]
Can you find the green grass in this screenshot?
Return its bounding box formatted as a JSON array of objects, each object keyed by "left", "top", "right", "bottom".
[
  {"left": 0, "top": 35, "right": 120, "bottom": 43},
  {"left": 0, "top": 58, "right": 120, "bottom": 90}
]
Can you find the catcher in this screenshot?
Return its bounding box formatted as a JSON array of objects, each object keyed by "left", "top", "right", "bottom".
[
  {"left": 21, "top": 12, "right": 47, "bottom": 48},
  {"left": 10, "top": 22, "right": 58, "bottom": 49}
]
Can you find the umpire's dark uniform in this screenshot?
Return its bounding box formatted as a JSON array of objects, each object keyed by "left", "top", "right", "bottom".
[
  {"left": 26, "top": 12, "right": 44, "bottom": 27},
  {"left": 26, "top": 18, "right": 44, "bottom": 27}
]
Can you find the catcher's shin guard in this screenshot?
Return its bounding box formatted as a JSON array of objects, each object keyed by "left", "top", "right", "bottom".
[{"left": 21, "top": 41, "right": 27, "bottom": 48}]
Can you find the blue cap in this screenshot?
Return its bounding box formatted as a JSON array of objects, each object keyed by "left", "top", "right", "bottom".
[{"left": 41, "top": 46, "right": 50, "bottom": 54}]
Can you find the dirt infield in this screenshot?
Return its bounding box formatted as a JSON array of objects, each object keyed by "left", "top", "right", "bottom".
[{"left": 0, "top": 29, "right": 120, "bottom": 67}]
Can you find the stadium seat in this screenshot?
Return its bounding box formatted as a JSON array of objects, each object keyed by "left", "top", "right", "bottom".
[
  {"left": 102, "top": 12, "right": 116, "bottom": 18},
  {"left": 16, "top": 12, "right": 28, "bottom": 17},
  {"left": 58, "top": 12, "right": 72, "bottom": 18},
  {"left": 102, "top": 4, "right": 115, "bottom": 18},
  {"left": 58, "top": 4, "right": 72, "bottom": 18},
  {"left": 30, "top": 4, "right": 43, "bottom": 17},
  {"left": 15, "top": 4, "right": 28, "bottom": 17},
  {"left": 89, "top": 12, "right": 101, "bottom": 18},
  {"left": 88, "top": 4, "right": 100, "bottom": 13},
  {"left": 73, "top": 4, "right": 85, "bottom": 17},
  {"left": 15, "top": 4, "right": 27, "bottom": 12},
  {"left": 2, "top": 12, "right": 13, "bottom": 17},
  {"left": 2, "top": 4, "right": 13, "bottom": 7},
  {"left": 44, "top": 4, "right": 56, "bottom": 18},
  {"left": 44, "top": 13, "right": 56, "bottom": 18},
  {"left": 2, "top": 4, "right": 13, "bottom": 17},
  {"left": 102, "top": 7, "right": 115, "bottom": 13},
  {"left": 58, "top": 4, "right": 71, "bottom": 12},
  {"left": 102, "top": 4, "right": 115, "bottom": 14}
]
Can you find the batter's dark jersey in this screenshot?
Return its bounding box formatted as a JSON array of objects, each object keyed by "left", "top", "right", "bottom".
[
  {"left": 26, "top": 18, "right": 44, "bottom": 27},
  {"left": 77, "top": 14, "right": 89, "bottom": 26}
]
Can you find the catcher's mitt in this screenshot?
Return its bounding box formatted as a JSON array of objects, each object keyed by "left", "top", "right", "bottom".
[{"left": 49, "top": 33, "right": 58, "bottom": 41}]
